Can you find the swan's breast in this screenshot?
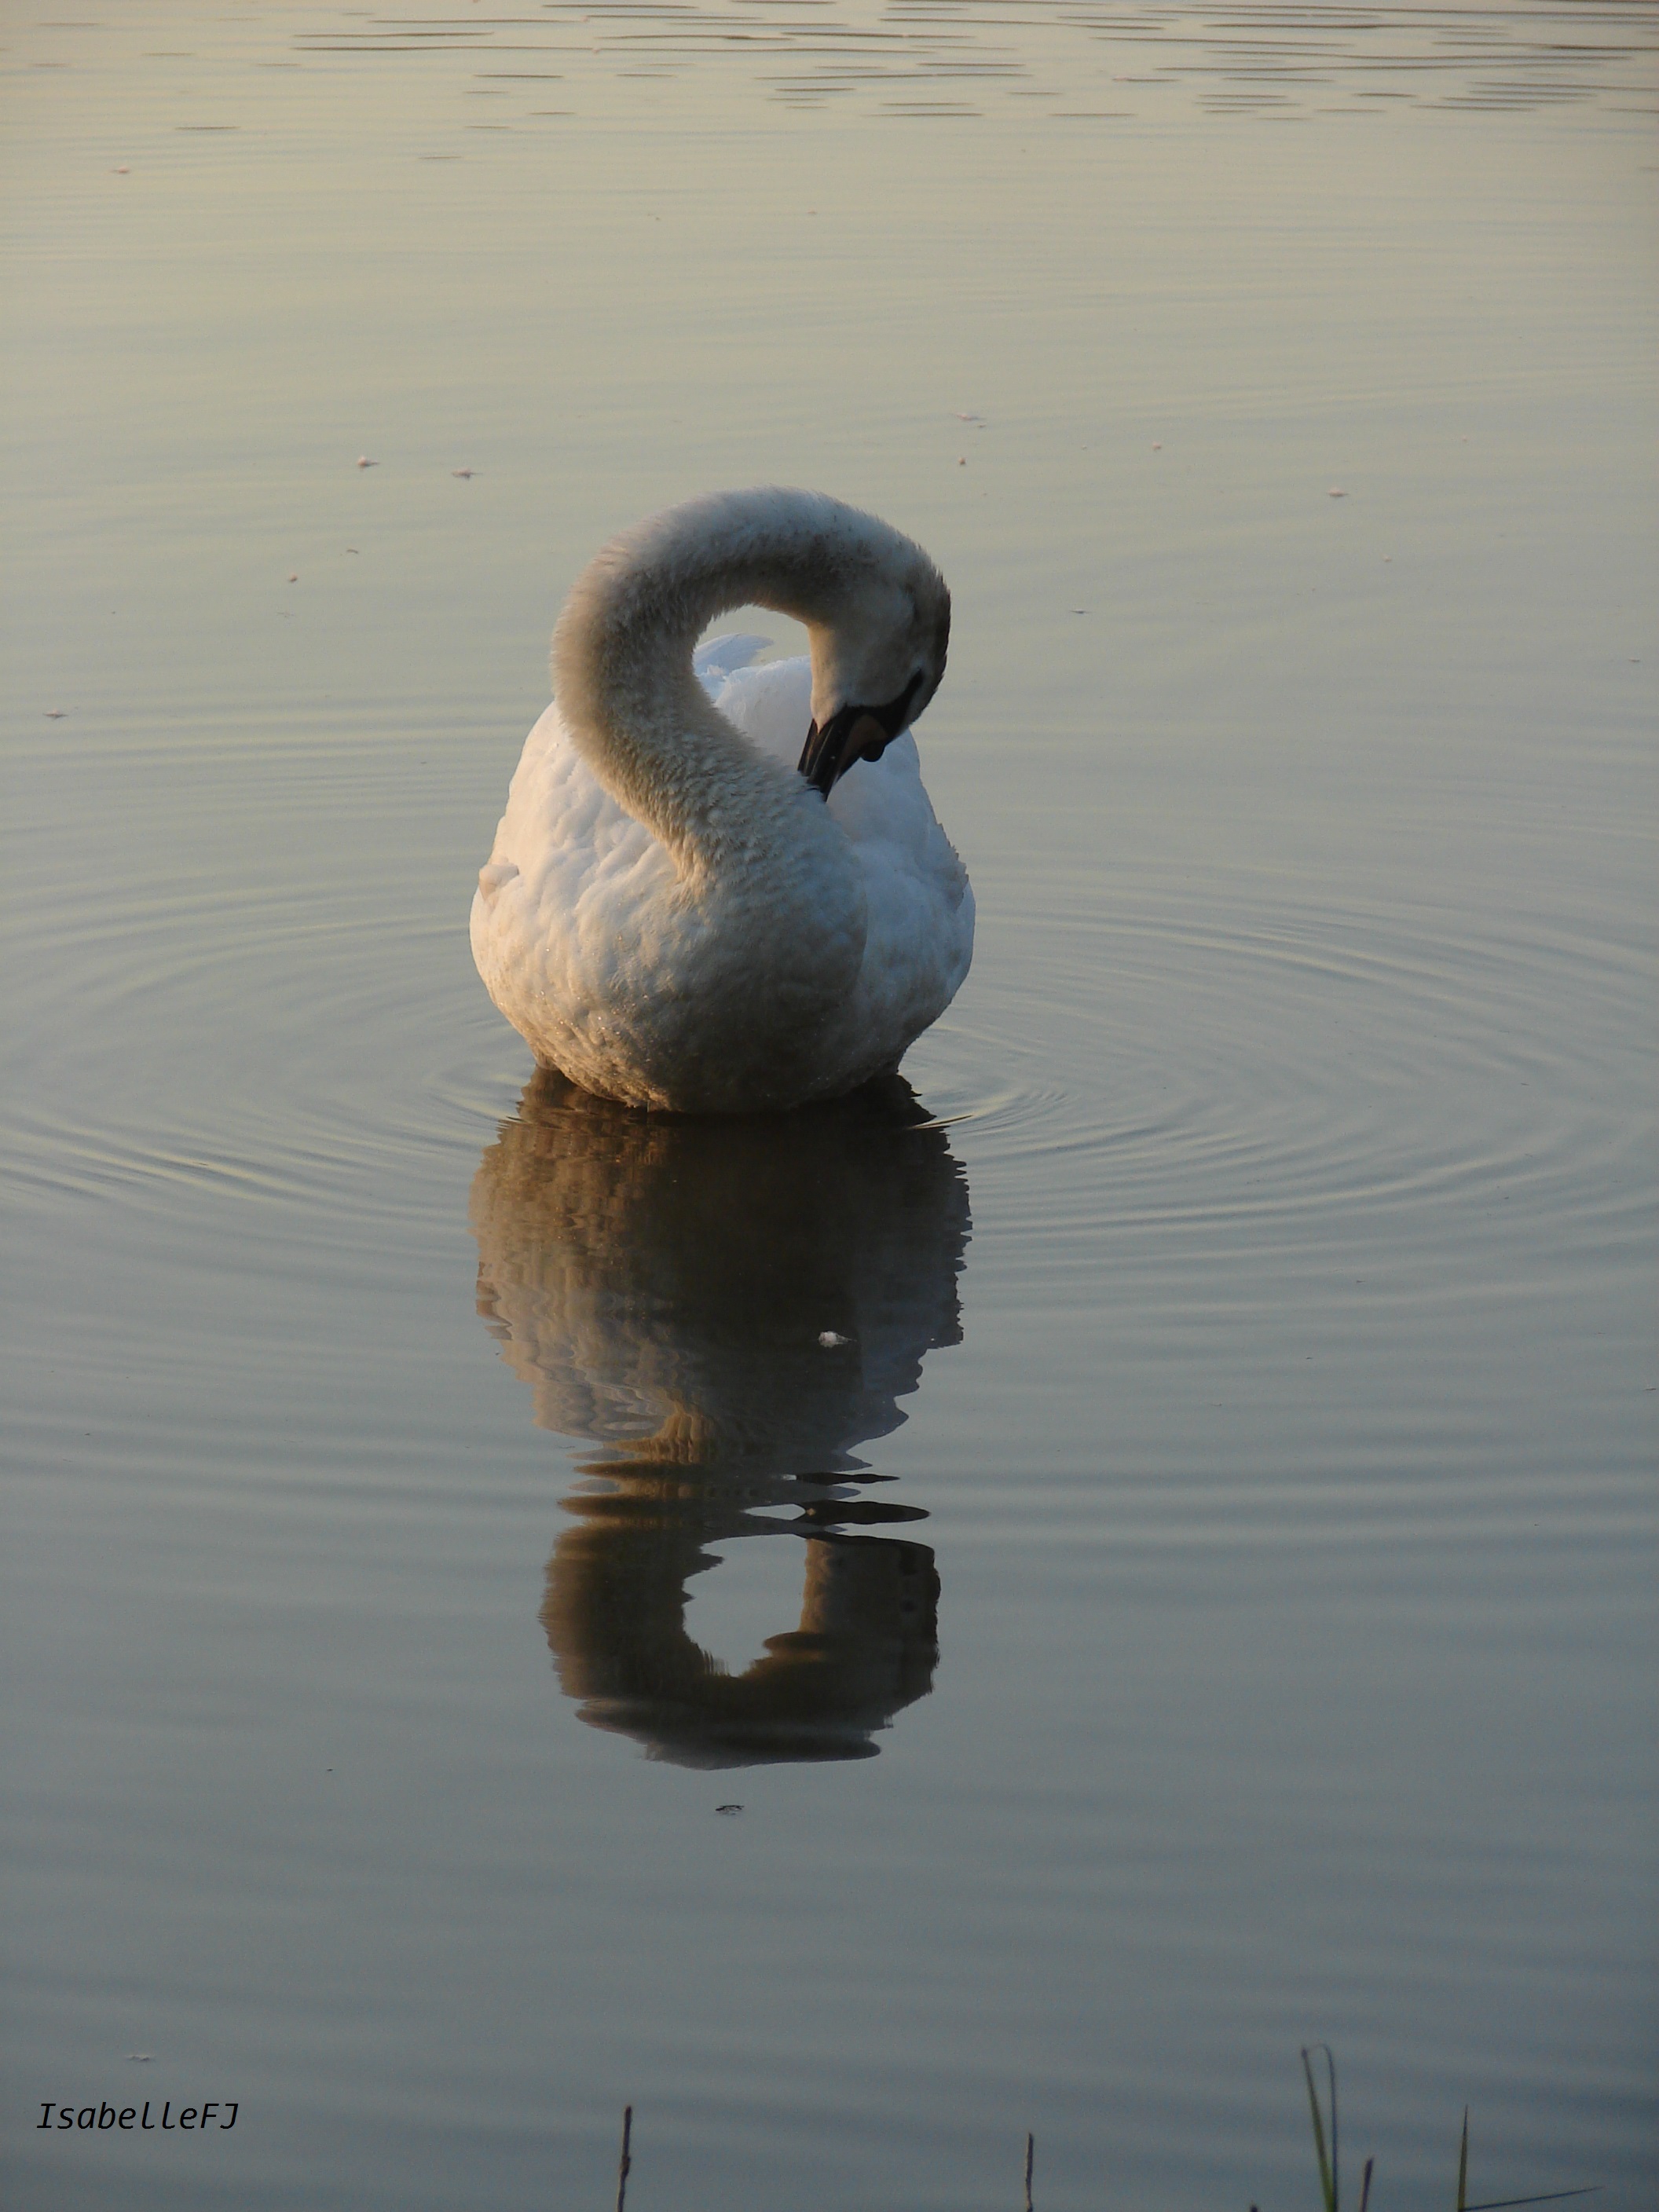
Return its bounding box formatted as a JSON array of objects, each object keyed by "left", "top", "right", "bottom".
[
  {"left": 472, "top": 647, "right": 970, "bottom": 1108},
  {"left": 471, "top": 695, "right": 867, "bottom": 1105}
]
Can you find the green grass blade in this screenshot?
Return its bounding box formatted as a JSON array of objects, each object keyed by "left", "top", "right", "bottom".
[
  {"left": 1456, "top": 2108, "right": 1470, "bottom": 2212},
  {"left": 1301, "top": 2046, "right": 1339, "bottom": 2212}
]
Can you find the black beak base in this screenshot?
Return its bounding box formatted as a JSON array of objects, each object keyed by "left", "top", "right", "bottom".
[
  {"left": 797, "top": 673, "right": 925, "bottom": 798},
  {"left": 799, "top": 705, "right": 873, "bottom": 797}
]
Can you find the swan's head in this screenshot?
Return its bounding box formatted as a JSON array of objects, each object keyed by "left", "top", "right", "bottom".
[
  {"left": 800, "top": 547, "right": 951, "bottom": 799},
  {"left": 550, "top": 486, "right": 950, "bottom": 806}
]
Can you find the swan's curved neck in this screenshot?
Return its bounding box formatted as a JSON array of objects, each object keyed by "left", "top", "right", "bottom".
[{"left": 551, "top": 490, "right": 893, "bottom": 873}]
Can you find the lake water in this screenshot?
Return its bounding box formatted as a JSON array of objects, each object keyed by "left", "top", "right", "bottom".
[{"left": 3, "top": 3, "right": 1656, "bottom": 2207}]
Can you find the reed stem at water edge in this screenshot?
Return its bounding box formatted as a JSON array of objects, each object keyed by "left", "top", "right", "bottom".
[{"left": 615, "top": 2105, "right": 632, "bottom": 2212}]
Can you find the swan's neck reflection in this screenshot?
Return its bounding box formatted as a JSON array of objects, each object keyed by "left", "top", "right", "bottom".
[
  {"left": 547, "top": 1482, "right": 938, "bottom": 1767},
  {"left": 469, "top": 1071, "right": 970, "bottom": 1767}
]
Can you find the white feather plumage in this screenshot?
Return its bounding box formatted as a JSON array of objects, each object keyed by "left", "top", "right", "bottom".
[{"left": 471, "top": 489, "right": 973, "bottom": 1112}]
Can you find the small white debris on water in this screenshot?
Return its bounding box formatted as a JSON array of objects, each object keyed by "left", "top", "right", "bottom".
[
  {"left": 1328, "top": 486, "right": 1347, "bottom": 497},
  {"left": 287, "top": 573, "right": 298, "bottom": 582},
  {"left": 452, "top": 467, "right": 474, "bottom": 478},
  {"left": 113, "top": 166, "right": 130, "bottom": 174},
  {"left": 1151, "top": 441, "right": 1162, "bottom": 450},
  {"left": 45, "top": 709, "right": 65, "bottom": 719},
  {"left": 357, "top": 455, "right": 378, "bottom": 468},
  {"left": 818, "top": 1331, "right": 850, "bottom": 1348}
]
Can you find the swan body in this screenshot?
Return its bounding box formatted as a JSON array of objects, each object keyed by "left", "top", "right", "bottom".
[{"left": 471, "top": 489, "right": 973, "bottom": 1113}]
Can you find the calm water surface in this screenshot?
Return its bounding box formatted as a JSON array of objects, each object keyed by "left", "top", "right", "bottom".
[{"left": 3, "top": 3, "right": 1656, "bottom": 2207}]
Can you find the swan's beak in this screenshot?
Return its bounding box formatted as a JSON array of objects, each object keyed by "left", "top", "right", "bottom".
[
  {"left": 798, "top": 673, "right": 925, "bottom": 797},
  {"left": 800, "top": 706, "right": 890, "bottom": 797}
]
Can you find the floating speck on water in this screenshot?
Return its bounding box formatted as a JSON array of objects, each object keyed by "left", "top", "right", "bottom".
[
  {"left": 126, "top": 2054, "right": 152, "bottom": 2064},
  {"left": 113, "top": 165, "right": 130, "bottom": 174},
  {"left": 1152, "top": 441, "right": 1162, "bottom": 449},
  {"left": 45, "top": 709, "right": 65, "bottom": 719},
  {"left": 818, "top": 1331, "right": 850, "bottom": 1347},
  {"left": 287, "top": 573, "right": 298, "bottom": 583},
  {"left": 357, "top": 455, "right": 377, "bottom": 469},
  {"left": 1328, "top": 486, "right": 1347, "bottom": 497},
  {"left": 346, "top": 547, "right": 359, "bottom": 555},
  {"left": 716, "top": 1804, "right": 743, "bottom": 1815},
  {"left": 452, "top": 468, "right": 474, "bottom": 478}
]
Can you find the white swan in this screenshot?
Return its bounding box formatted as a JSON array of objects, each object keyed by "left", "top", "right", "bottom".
[{"left": 471, "top": 489, "right": 973, "bottom": 1112}]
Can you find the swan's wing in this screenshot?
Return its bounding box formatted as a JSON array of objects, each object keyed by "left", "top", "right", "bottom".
[
  {"left": 713, "top": 670, "right": 969, "bottom": 934},
  {"left": 474, "top": 702, "right": 672, "bottom": 969},
  {"left": 693, "top": 632, "right": 773, "bottom": 684},
  {"left": 825, "top": 730, "right": 958, "bottom": 876},
  {"left": 820, "top": 727, "right": 975, "bottom": 1051},
  {"left": 714, "top": 665, "right": 971, "bottom": 942}
]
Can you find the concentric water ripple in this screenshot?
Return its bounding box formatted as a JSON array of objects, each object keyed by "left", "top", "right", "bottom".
[
  {"left": 8, "top": 722, "right": 1648, "bottom": 1339},
  {"left": 909, "top": 881, "right": 1653, "bottom": 1303}
]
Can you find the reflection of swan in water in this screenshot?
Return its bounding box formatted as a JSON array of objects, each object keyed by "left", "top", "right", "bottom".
[
  {"left": 543, "top": 1514, "right": 939, "bottom": 1768},
  {"left": 469, "top": 1070, "right": 971, "bottom": 1764},
  {"left": 471, "top": 489, "right": 972, "bottom": 1111}
]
